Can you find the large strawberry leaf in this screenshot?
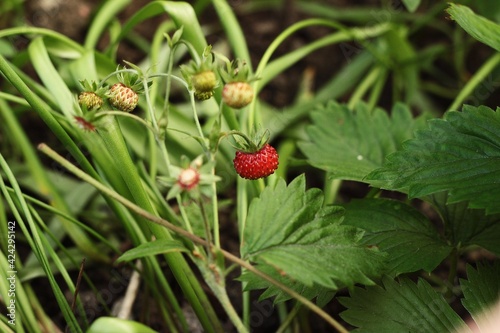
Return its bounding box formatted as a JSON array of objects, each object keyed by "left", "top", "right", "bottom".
[
  {"left": 368, "top": 105, "right": 500, "bottom": 214},
  {"left": 460, "top": 261, "right": 500, "bottom": 328},
  {"left": 240, "top": 175, "right": 385, "bottom": 290},
  {"left": 239, "top": 265, "right": 335, "bottom": 306},
  {"left": 343, "top": 198, "right": 452, "bottom": 276},
  {"left": 339, "top": 277, "right": 469, "bottom": 333},
  {"left": 299, "top": 101, "right": 429, "bottom": 182},
  {"left": 428, "top": 192, "right": 500, "bottom": 255}
]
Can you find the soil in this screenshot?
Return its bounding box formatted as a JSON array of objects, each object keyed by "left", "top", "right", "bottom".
[{"left": 11, "top": 0, "right": 496, "bottom": 332}]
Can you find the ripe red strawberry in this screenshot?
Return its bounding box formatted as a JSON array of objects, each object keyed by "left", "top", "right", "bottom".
[
  {"left": 233, "top": 144, "right": 279, "bottom": 180},
  {"left": 222, "top": 81, "right": 254, "bottom": 109},
  {"left": 107, "top": 83, "right": 139, "bottom": 112}
]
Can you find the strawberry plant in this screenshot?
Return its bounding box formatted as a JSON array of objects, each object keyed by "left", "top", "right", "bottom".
[{"left": 1, "top": 1, "right": 500, "bottom": 333}]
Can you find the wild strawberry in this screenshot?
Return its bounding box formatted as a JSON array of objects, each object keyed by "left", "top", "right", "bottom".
[
  {"left": 181, "top": 46, "right": 219, "bottom": 101},
  {"left": 104, "top": 63, "right": 147, "bottom": 112},
  {"left": 177, "top": 167, "right": 200, "bottom": 190},
  {"left": 219, "top": 59, "right": 256, "bottom": 109},
  {"left": 222, "top": 81, "right": 254, "bottom": 109},
  {"left": 233, "top": 144, "right": 279, "bottom": 180},
  {"left": 192, "top": 70, "right": 218, "bottom": 93},
  {"left": 107, "top": 83, "right": 139, "bottom": 113},
  {"left": 78, "top": 79, "right": 106, "bottom": 111},
  {"left": 78, "top": 91, "right": 103, "bottom": 110}
]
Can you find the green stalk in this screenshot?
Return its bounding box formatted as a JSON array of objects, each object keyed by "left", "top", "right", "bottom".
[
  {"left": 143, "top": 66, "right": 224, "bottom": 329},
  {"left": 248, "top": 19, "right": 345, "bottom": 131},
  {"left": 0, "top": 59, "right": 108, "bottom": 262},
  {"left": 84, "top": 0, "right": 131, "bottom": 50},
  {"left": 347, "top": 66, "right": 383, "bottom": 110},
  {"left": 187, "top": 92, "right": 222, "bottom": 249},
  {"left": 446, "top": 247, "right": 459, "bottom": 299},
  {"left": 115, "top": 1, "right": 208, "bottom": 55},
  {"left": 276, "top": 304, "right": 301, "bottom": 333},
  {"left": 323, "top": 176, "right": 342, "bottom": 207},
  {"left": 255, "top": 19, "right": 349, "bottom": 79},
  {"left": 39, "top": 143, "right": 350, "bottom": 333},
  {"left": 210, "top": 156, "right": 221, "bottom": 248},
  {"left": 0, "top": 27, "right": 85, "bottom": 52},
  {"left": 0, "top": 155, "right": 82, "bottom": 332},
  {"left": 367, "top": 67, "right": 388, "bottom": 111},
  {"left": 0, "top": 54, "right": 95, "bottom": 180},
  {"left": 0, "top": 21, "right": 200, "bottom": 333},
  {"left": 208, "top": 282, "right": 247, "bottom": 333},
  {"left": 0, "top": 251, "right": 40, "bottom": 331},
  {"left": 448, "top": 52, "right": 500, "bottom": 111},
  {"left": 212, "top": 0, "right": 251, "bottom": 65},
  {"left": 97, "top": 119, "right": 223, "bottom": 333}
]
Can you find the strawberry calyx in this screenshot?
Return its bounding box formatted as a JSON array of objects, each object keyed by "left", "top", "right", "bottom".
[
  {"left": 218, "top": 59, "right": 256, "bottom": 85},
  {"left": 226, "top": 129, "right": 270, "bottom": 154}
]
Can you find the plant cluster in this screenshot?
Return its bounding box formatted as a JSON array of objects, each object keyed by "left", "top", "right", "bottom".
[{"left": 0, "top": 1, "right": 500, "bottom": 333}]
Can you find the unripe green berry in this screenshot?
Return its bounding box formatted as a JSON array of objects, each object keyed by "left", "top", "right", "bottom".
[
  {"left": 192, "top": 70, "right": 217, "bottom": 92},
  {"left": 78, "top": 91, "right": 103, "bottom": 110}
]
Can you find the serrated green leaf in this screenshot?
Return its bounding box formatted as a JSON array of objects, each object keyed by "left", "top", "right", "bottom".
[
  {"left": 460, "top": 261, "right": 500, "bottom": 329},
  {"left": 343, "top": 198, "right": 452, "bottom": 276},
  {"left": 239, "top": 265, "right": 335, "bottom": 306},
  {"left": 428, "top": 192, "right": 500, "bottom": 255},
  {"left": 241, "top": 175, "right": 385, "bottom": 290},
  {"left": 447, "top": 4, "right": 500, "bottom": 52},
  {"left": 368, "top": 105, "right": 500, "bottom": 214},
  {"left": 299, "top": 101, "right": 426, "bottom": 181},
  {"left": 339, "top": 276, "right": 468, "bottom": 333},
  {"left": 116, "top": 239, "right": 188, "bottom": 263}
]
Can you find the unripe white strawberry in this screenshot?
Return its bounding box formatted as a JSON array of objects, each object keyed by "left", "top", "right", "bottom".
[
  {"left": 107, "top": 83, "right": 139, "bottom": 112},
  {"left": 222, "top": 81, "right": 254, "bottom": 109}
]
